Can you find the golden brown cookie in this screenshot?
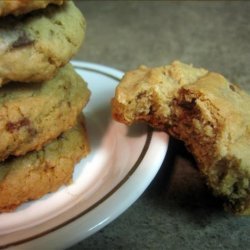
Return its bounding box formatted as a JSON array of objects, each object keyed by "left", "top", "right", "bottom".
[
  {"left": 0, "top": 116, "right": 90, "bottom": 212},
  {"left": 0, "top": 0, "right": 65, "bottom": 17},
  {"left": 0, "top": 1, "right": 85, "bottom": 85},
  {"left": 112, "top": 61, "right": 250, "bottom": 215},
  {"left": 0, "top": 63, "right": 90, "bottom": 162}
]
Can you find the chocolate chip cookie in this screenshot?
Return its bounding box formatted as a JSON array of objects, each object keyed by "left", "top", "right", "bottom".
[
  {"left": 0, "top": 1, "right": 86, "bottom": 85},
  {"left": 0, "top": 63, "right": 90, "bottom": 162},
  {"left": 112, "top": 61, "right": 250, "bottom": 215},
  {"left": 0, "top": 116, "right": 90, "bottom": 212}
]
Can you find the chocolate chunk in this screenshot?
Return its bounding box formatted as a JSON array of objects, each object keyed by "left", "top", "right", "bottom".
[
  {"left": 11, "top": 31, "right": 34, "bottom": 48},
  {"left": 6, "top": 118, "right": 31, "bottom": 132},
  {"left": 179, "top": 98, "right": 196, "bottom": 110}
]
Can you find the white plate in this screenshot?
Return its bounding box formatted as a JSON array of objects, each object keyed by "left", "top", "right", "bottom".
[{"left": 0, "top": 61, "right": 169, "bottom": 249}]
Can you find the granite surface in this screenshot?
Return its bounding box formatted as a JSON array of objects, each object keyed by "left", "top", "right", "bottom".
[{"left": 69, "top": 1, "right": 250, "bottom": 249}]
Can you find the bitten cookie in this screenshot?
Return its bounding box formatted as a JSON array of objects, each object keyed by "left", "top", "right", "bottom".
[
  {"left": 112, "top": 61, "right": 207, "bottom": 129},
  {"left": 0, "top": 0, "right": 65, "bottom": 17},
  {"left": 0, "top": 116, "right": 90, "bottom": 212},
  {"left": 0, "top": 63, "right": 90, "bottom": 162},
  {"left": 112, "top": 61, "right": 250, "bottom": 215},
  {"left": 170, "top": 73, "right": 250, "bottom": 215},
  {"left": 0, "top": 1, "right": 85, "bottom": 85}
]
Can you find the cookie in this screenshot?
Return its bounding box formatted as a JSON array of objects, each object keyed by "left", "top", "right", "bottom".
[
  {"left": 112, "top": 61, "right": 207, "bottom": 129},
  {"left": 0, "top": 1, "right": 86, "bottom": 85},
  {"left": 0, "top": 63, "right": 90, "bottom": 162},
  {"left": 0, "top": 0, "right": 65, "bottom": 17},
  {"left": 0, "top": 116, "right": 90, "bottom": 212},
  {"left": 112, "top": 61, "right": 250, "bottom": 215},
  {"left": 170, "top": 73, "right": 250, "bottom": 215}
]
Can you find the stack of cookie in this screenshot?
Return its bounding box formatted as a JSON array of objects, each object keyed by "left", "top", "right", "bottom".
[{"left": 0, "top": 1, "right": 90, "bottom": 212}]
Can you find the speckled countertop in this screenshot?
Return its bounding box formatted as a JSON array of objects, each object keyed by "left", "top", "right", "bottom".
[{"left": 69, "top": 1, "right": 250, "bottom": 249}]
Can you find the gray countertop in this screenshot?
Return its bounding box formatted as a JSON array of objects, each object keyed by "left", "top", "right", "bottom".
[{"left": 69, "top": 1, "right": 250, "bottom": 249}]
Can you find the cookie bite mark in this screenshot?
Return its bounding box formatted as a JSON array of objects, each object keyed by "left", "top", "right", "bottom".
[
  {"left": 170, "top": 87, "right": 222, "bottom": 167},
  {"left": 112, "top": 61, "right": 208, "bottom": 129}
]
